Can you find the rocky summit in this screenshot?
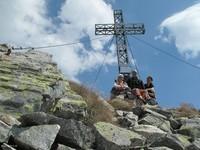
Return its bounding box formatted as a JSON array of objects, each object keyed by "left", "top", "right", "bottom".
[{"left": 0, "top": 46, "right": 200, "bottom": 150}]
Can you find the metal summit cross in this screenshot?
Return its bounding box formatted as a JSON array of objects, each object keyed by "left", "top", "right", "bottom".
[{"left": 95, "top": 10, "right": 145, "bottom": 75}]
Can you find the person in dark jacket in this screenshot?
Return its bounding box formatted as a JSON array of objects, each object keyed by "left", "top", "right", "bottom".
[
  {"left": 127, "top": 71, "right": 147, "bottom": 100},
  {"left": 144, "top": 76, "right": 158, "bottom": 105},
  {"left": 127, "top": 71, "right": 144, "bottom": 89}
]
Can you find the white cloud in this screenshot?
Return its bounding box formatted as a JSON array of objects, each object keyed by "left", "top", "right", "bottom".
[
  {"left": 156, "top": 3, "right": 200, "bottom": 58},
  {"left": 0, "top": 0, "right": 116, "bottom": 80}
]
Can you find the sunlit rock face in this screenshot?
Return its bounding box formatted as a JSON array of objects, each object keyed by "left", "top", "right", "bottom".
[{"left": 0, "top": 45, "right": 86, "bottom": 118}]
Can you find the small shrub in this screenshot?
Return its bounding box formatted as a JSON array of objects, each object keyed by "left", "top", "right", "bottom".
[
  {"left": 68, "top": 80, "right": 114, "bottom": 124},
  {"left": 108, "top": 98, "right": 135, "bottom": 111},
  {"left": 175, "top": 103, "right": 200, "bottom": 118}
]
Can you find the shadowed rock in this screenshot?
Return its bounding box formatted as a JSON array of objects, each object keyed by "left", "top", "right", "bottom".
[{"left": 19, "top": 112, "right": 95, "bottom": 149}]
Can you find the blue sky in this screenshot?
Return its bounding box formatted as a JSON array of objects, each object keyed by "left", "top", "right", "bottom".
[
  {"left": 79, "top": 0, "right": 200, "bottom": 108},
  {"left": 0, "top": 0, "right": 200, "bottom": 108}
]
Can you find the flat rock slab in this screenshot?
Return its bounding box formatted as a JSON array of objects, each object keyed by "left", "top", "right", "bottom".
[
  {"left": 138, "top": 114, "right": 171, "bottom": 133},
  {"left": 94, "top": 122, "right": 145, "bottom": 150},
  {"left": 11, "top": 124, "right": 60, "bottom": 150},
  {"left": 132, "top": 125, "right": 166, "bottom": 144},
  {"left": 147, "top": 107, "right": 173, "bottom": 119}
]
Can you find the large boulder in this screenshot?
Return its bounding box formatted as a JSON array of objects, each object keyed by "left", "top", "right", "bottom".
[
  {"left": 132, "top": 125, "right": 166, "bottom": 144},
  {"left": 49, "top": 118, "right": 95, "bottom": 149},
  {"left": 11, "top": 124, "right": 60, "bottom": 150},
  {"left": 94, "top": 122, "right": 145, "bottom": 150},
  {"left": 19, "top": 112, "right": 95, "bottom": 149},
  {"left": 0, "top": 120, "right": 11, "bottom": 143}
]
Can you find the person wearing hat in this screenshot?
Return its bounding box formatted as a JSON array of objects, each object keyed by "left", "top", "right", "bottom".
[{"left": 110, "top": 74, "right": 129, "bottom": 98}]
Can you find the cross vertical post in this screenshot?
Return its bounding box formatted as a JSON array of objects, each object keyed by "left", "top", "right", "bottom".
[{"left": 95, "top": 9, "right": 145, "bottom": 75}]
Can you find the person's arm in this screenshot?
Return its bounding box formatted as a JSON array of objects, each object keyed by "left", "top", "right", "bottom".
[
  {"left": 147, "top": 87, "right": 156, "bottom": 98},
  {"left": 114, "top": 82, "right": 123, "bottom": 90},
  {"left": 146, "top": 87, "right": 155, "bottom": 92},
  {"left": 123, "top": 82, "right": 129, "bottom": 89}
]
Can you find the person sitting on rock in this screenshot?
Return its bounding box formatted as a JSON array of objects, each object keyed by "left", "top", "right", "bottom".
[
  {"left": 144, "top": 76, "right": 158, "bottom": 105},
  {"left": 127, "top": 71, "right": 147, "bottom": 101},
  {"left": 110, "top": 74, "right": 130, "bottom": 99}
]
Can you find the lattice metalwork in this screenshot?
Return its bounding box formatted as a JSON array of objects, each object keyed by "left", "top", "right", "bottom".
[{"left": 95, "top": 10, "right": 145, "bottom": 74}]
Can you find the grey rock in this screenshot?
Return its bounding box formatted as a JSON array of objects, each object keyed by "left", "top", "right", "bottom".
[
  {"left": 185, "top": 138, "right": 200, "bottom": 150},
  {"left": 0, "top": 44, "right": 10, "bottom": 52},
  {"left": 144, "top": 108, "right": 167, "bottom": 120},
  {"left": 19, "top": 112, "right": 54, "bottom": 126},
  {"left": 132, "top": 106, "right": 145, "bottom": 117},
  {"left": 148, "top": 107, "right": 173, "bottom": 119},
  {"left": 138, "top": 114, "right": 171, "bottom": 133},
  {"left": 150, "top": 134, "right": 189, "bottom": 150},
  {"left": 19, "top": 112, "right": 95, "bottom": 149},
  {"left": 169, "top": 117, "right": 181, "bottom": 130},
  {"left": 11, "top": 124, "right": 60, "bottom": 150},
  {"left": 0, "top": 114, "right": 20, "bottom": 126},
  {"left": 53, "top": 96, "right": 87, "bottom": 120},
  {"left": 116, "top": 110, "right": 138, "bottom": 128},
  {"left": 49, "top": 118, "right": 95, "bottom": 150},
  {"left": 1, "top": 143, "right": 16, "bottom": 150},
  {"left": 132, "top": 125, "right": 166, "bottom": 145},
  {"left": 148, "top": 147, "right": 173, "bottom": 150},
  {"left": 94, "top": 122, "right": 145, "bottom": 150},
  {"left": 0, "top": 50, "right": 70, "bottom": 115},
  {"left": 180, "top": 118, "right": 200, "bottom": 127},
  {"left": 57, "top": 144, "right": 76, "bottom": 150},
  {"left": 0, "top": 120, "right": 11, "bottom": 143},
  {"left": 2, "top": 96, "right": 25, "bottom": 108},
  {"left": 177, "top": 118, "right": 200, "bottom": 140}
]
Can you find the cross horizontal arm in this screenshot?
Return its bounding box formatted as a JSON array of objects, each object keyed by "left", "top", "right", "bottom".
[
  {"left": 95, "top": 24, "right": 115, "bottom": 35},
  {"left": 95, "top": 23, "right": 145, "bottom": 35}
]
